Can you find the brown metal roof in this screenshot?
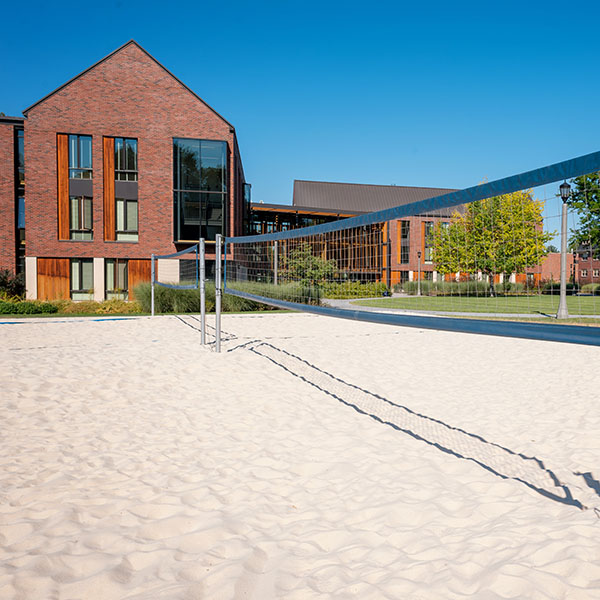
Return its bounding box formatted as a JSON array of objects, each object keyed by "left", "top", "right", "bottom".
[{"left": 293, "top": 180, "right": 461, "bottom": 217}]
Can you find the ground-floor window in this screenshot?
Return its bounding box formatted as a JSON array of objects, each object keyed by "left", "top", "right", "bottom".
[
  {"left": 71, "top": 258, "right": 93, "bottom": 300},
  {"left": 106, "top": 258, "right": 128, "bottom": 300}
]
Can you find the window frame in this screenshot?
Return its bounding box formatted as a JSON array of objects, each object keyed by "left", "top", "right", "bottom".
[
  {"left": 115, "top": 197, "right": 139, "bottom": 241},
  {"left": 70, "top": 258, "right": 93, "bottom": 300},
  {"left": 68, "top": 134, "right": 93, "bottom": 179},
  {"left": 105, "top": 258, "right": 129, "bottom": 300},
  {"left": 69, "top": 195, "right": 93, "bottom": 240},
  {"left": 114, "top": 137, "right": 138, "bottom": 181}
]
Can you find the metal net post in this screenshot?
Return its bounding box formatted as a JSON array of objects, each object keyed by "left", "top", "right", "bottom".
[
  {"left": 215, "top": 234, "right": 222, "bottom": 353},
  {"left": 200, "top": 239, "right": 206, "bottom": 344}
]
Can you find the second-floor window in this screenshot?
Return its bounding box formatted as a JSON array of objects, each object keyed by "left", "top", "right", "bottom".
[
  {"left": 69, "top": 135, "right": 92, "bottom": 179},
  {"left": 116, "top": 197, "right": 138, "bottom": 241},
  {"left": 115, "top": 138, "right": 138, "bottom": 181},
  {"left": 70, "top": 196, "right": 93, "bottom": 240},
  {"left": 424, "top": 221, "right": 434, "bottom": 264}
]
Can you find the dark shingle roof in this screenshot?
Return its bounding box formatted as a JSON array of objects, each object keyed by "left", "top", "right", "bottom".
[{"left": 293, "top": 180, "right": 460, "bottom": 217}]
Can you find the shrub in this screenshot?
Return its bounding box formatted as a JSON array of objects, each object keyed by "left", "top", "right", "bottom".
[
  {"left": 133, "top": 281, "right": 281, "bottom": 313},
  {"left": 0, "top": 299, "right": 58, "bottom": 315},
  {"left": 0, "top": 269, "right": 25, "bottom": 299},
  {"left": 542, "top": 282, "right": 580, "bottom": 295},
  {"left": 581, "top": 283, "right": 600, "bottom": 295}
]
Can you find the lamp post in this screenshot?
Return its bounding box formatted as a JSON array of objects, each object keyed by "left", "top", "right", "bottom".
[
  {"left": 557, "top": 181, "right": 571, "bottom": 319},
  {"left": 417, "top": 250, "right": 422, "bottom": 296}
]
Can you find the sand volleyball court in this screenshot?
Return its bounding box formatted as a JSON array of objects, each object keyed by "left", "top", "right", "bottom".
[{"left": 1, "top": 313, "right": 599, "bottom": 599}]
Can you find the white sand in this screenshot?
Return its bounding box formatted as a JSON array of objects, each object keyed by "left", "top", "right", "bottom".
[{"left": 1, "top": 312, "right": 599, "bottom": 599}]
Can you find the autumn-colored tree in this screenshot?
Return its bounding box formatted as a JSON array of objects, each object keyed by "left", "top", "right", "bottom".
[{"left": 433, "top": 191, "right": 554, "bottom": 295}]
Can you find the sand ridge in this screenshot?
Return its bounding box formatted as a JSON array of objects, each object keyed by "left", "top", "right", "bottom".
[{"left": 1, "top": 313, "right": 599, "bottom": 599}]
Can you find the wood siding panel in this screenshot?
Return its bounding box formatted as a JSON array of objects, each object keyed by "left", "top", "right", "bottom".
[
  {"left": 38, "top": 258, "right": 70, "bottom": 300},
  {"left": 103, "top": 137, "right": 116, "bottom": 241},
  {"left": 128, "top": 259, "right": 151, "bottom": 301},
  {"left": 57, "top": 134, "right": 69, "bottom": 240}
]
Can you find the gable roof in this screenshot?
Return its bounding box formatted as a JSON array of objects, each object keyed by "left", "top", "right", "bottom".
[
  {"left": 22, "top": 40, "right": 234, "bottom": 129},
  {"left": 293, "top": 180, "right": 461, "bottom": 217}
]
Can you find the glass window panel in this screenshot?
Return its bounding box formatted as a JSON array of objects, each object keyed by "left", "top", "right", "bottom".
[
  {"left": 116, "top": 198, "right": 125, "bottom": 231},
  {"left": 201, "top": 140, "right": 225, "bottom": 192},
  {"left": 126, "top": 200, "right": 138, "bottom": 232},
  {"left": 183, "top": 192, "right": 201, "bottom": 225},
  {"left": 126, "top": 139, "right": 137, "bottom": 171},
  {"left": 71, "top": 260, "right": 80, "bottom": 290},
  {"left": 17, "top": 131, "right": 24, "bottom": 169},
  {"left": 79, "top": 136, "right": 92, "bottom": 169},
  {"left": 81, "top": 260, "right": 93, "bottom": 289},
  {"left": 106, "top": 260, "right": 115, "bottom": 290},
  {"left": 70, "top": 196, "right": 79, "bottom": 228},
  {"left": 116, "top": 232, "right": 138, "bottom": 242},
  {"left": 205, "top": 193, "right": 224, "bottom": 240},
  {"left": 83, "top": 198, "right": 92, "bottom": 230},
  {"left": 117, "top": 261, "right": 127, "bottom": 289},
  {"left": 174, "top": 139, "right": 201, "bottom": 190},
  {"left": 69, "top": 135, "right": 77, "bottom": 168},
  {"left": 115, "top": 138, "right": 124, "bottom": 171},
  {"left": 18, "top": 197, "right": 25, "bottom": 229}
]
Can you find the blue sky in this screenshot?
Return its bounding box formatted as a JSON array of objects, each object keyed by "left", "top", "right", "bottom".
[{"left": 1, "top": 0, "right": 599, "bottom": 207}]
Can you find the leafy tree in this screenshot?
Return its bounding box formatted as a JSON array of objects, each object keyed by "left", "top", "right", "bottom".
[
  {"left": 546, "top": 244, "right": 559, "bottom": 253},
  {"left": 281, "top": 243, "right": 337, "bottom": 301},
  {"left": 433, "top": 191, "right": 554, "bottom": 296},
  {"left": 567, "top": 173, "right": 600, "bottom": 258}
]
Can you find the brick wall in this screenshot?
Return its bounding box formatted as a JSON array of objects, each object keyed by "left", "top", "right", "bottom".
[
  {"left": 24, "top": 42, "right": 244, "bottom": 264},
  {"left": 0, "top": 122, "right": 16, "bottom": 273}
]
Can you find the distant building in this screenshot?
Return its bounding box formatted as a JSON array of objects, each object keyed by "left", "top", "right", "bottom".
[{"left": 250, "top": 180, "right": 460, "bottom": 286}]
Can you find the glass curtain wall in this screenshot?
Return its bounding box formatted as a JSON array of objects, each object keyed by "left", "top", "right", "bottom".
[{"left": 173, "top": 138, "right": 227, "bottom": 241}]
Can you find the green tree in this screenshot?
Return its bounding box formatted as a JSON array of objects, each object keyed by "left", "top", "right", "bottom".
[
  {"left": 282, "top": 243, "right": 337, "bottom": 287},
  {"left": 567, "top": 173, "right": 600, "bottom": 258},
  {"left": 433, "top": 191, "right": 554, "bottom": 296}
]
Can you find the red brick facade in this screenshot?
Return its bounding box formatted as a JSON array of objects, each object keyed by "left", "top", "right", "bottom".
[
  {"left": 0, "top": 121, "right": 17, "bottom": 273},
  {"left": 23, "top": 41, "right": 245, "bottom": 267}
]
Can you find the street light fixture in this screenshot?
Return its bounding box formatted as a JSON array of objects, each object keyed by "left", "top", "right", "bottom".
[
  {"left": 557, "top": 181, "right": 571, "bottom": 319},
  {"left": 417, "top": 250, "right": 422, "bottom": 296}
]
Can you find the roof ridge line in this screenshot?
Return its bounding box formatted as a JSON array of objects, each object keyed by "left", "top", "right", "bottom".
[{"left": 23, "top": 40, "right": 234, "bottom": 129}]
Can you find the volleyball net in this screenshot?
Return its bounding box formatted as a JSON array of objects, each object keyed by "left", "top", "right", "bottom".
[{"left": 223, "top": 152, "right": 600, "bottom": 346}]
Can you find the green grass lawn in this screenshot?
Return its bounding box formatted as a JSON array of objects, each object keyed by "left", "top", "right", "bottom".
[{"left": 354, "top": 295, "right": 600, "bottom": 315}]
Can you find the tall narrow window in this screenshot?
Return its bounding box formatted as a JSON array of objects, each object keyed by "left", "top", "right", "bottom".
[
  {"left": 173, "top": 138, "right": 228, "bottom": 241},
  {"left": 400, "top": 221, "right": 410, "bottom": 264},
  {"left": 116, "top": 198, "right": 138, "bottom": 241},
  {"left": 423, "top": 221, "right": 434, "bottom": 264},
  {"left": 69, "top": 135, "right": 92, "bottom": 179},
  {"left": 71, "top": 258, "right": 93, "bottom": 300},
  {"left": 69, "top": 196, "right": 93, "bottom": 240},
  {"left": 114, "top": 138, "right": 138, "bottom": 181},
  {"left": 105, "top": 259, "right": 128, "bottom": 300}
]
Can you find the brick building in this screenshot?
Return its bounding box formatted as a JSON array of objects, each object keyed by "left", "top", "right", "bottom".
[
  {"left": 0, "top": 40, "right": 248, "bottom": 300},
  {"left": 250, "top": 180, "right": 461, "bottom": 287}
]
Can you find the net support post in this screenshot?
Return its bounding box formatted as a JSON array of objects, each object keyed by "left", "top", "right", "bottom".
[
  {"left": 557, "top": 200, "right": 570, "bottom": 319},
  {"left": 200, "top": 239, "right": 206, "bottom": 344},
  {"left": 215, "top": 234, "right": 222, "bottom": 353},
  {"left": 151, "top": 253, "right": 155, "bottom": 317},
  {"left": 274, "top": 240, "right": 278, "bottom": 286}
]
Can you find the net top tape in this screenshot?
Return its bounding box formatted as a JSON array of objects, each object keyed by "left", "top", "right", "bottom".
[
  {"left": 226, "top": 150, "right": 600, "bottom": 244},
  {"left": 153, "top": 244, "right": 198, "bottom": 260}
]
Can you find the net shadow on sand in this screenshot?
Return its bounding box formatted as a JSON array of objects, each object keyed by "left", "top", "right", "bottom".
[{"left": 237, "top": 340, "right": 592, "bottom": 512}]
